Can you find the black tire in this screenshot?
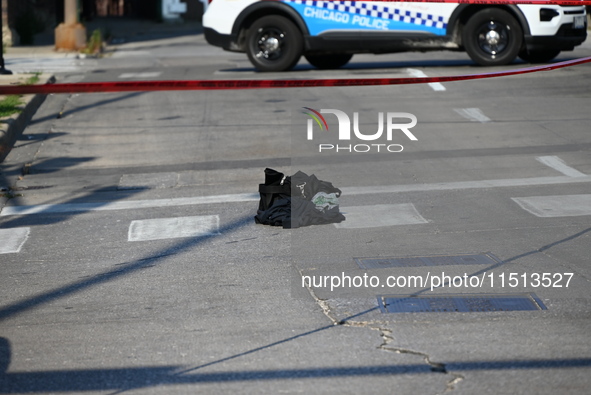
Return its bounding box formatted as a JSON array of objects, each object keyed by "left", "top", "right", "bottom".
[
  {"left": 518, "top": 49, "right": 561, "bottom": 63},
  {"left": 246, "top": 15, "right": 303, "bottom": 72},
  {"left": 305, "top": 54, "right": 353, "bottom": 69},
  {"left": 463, "top": 8, "right": 523, "bottom": 66}
]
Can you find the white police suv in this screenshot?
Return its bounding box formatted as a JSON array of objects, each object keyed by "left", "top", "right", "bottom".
[{"left": 203, "top": 0, "right": 587, "bottom": 71}]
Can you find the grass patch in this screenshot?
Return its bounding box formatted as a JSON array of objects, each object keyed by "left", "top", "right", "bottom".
[
  {"left": 80, "top": 29, "right": 104, "bottom": 55},
  {"left": 24, "top": 73, "right": 40, "bottom": 85},
  {"left": 0, "top": 192, "right": 23, "bottom": 199},
  {"left": 0, "top": 73, "right": 41, "bottom": 118},
  {"left": 0, "top": 95, "right": 23, "bottom": 118}
]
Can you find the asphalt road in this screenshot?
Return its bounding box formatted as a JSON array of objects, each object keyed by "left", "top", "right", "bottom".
[{"left": 1, "top": 26, "right": 591, "bottom": 394}]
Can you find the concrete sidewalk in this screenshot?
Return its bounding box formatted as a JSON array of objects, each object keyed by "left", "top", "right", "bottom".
[{"left": 0, "top": 73, "right": 54, "bottom": 164}]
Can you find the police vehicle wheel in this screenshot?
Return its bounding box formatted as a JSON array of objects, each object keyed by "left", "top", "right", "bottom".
[
  {"left": 518, "top": 49, "right": 561, "bottom": 63},
  {"left": 463, "top": 8, "right": 523, "bottom": 66},
  {"left": 246, "top": 16, "right": 303, "bottom": 72},
  {"left": 305, "top": 54, "right": 353, "bottom": 69}
]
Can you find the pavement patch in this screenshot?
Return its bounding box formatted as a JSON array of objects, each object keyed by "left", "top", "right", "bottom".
[
  {"left": 334, "top": 203, "right": 428, "bottom": 229},
  {"left": 512, "top": 194, "right": 591, "bottom": 218},
  {"left": 128, "top": 215, "right": 220, "bottom": 242}
]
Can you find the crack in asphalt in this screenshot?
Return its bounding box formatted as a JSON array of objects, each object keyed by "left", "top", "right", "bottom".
[{"left": 300, "top": 267, "right": 464, "bottom": 393}]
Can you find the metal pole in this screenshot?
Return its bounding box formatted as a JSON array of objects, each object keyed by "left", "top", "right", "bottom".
[{"left": 0, "top": 1, "right": 13, "bottom": 75}]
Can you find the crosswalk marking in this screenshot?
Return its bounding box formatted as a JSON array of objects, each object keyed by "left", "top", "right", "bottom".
[
  {"left": 454, "top": 108, "right": 491, "bottom": 123},
  {"left": 3, "top": 190, "right": 591, "bottom": 253},
  {"left": 536, "top": 156, "right": 587, "bottom": 178},
  {"left": 6, "top": 56, "right": 80, "bottom": 73},
  {"left": 0, "top": 228, "right": 31, "bottom": 254},
  {"left": 128, "top": 215, "right": 220, "bottom": 242},
  {"left": 407, "top": 69, "right": 446, "bottom": 91},
  {"left": 118, "top": 72, "right": 162, "bottom": 79},
  {"left": 341, "top": 175, "right": 591, "bottom": 195},
  {"left": 4, "top": 174, "right": 591, "bottom": 217},
  {"left": 112, "top": 50, "right": 152, "bottom": 59},
  {"left": 512, "top": 194, "right": 591, "bottom": 218},
  {"left": 2, "top": 157, "right": 589, "bottom": 218},
  {"left": 334, "top": 204, "right": 428, "bottom": 229},
  {"left": 0, "top": 193, "right": 259, "bottom": 216},
  {"left": 3, "top": 173, "right": 591, "bottom": 218}
]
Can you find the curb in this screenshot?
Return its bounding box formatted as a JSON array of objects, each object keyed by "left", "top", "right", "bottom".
[{"left": 0, "top": 74, "right": 55, "bottom": 163}]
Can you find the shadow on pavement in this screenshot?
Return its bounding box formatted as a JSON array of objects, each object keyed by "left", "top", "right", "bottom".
[
  {"left": 0, "top": 214, "right": 253, "bottom": 322},
  {"left": 0, "top": 186, "right": 149, "bottom": 228},
  {"left": 1, "top": 331, "right": 590, "bottom": 394},
  {"left": 11, "top": 132, "right": 68, "bottom": 151},
  {"left": 0, "top": 215, "right": 590, "bottom": 392},
  {"left": 29, "top": 92, "right": 147, "bottom": 126}
]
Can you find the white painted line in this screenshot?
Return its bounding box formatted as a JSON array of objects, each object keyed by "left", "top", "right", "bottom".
[
  {"left": 3, "top": 175, "right": 591, "bottom": 217},
  {"left": 118, "top": 72, "right": 162, "bottom": 79},
  {"left": 334, "top": 204, "right": 428, "bottom": 229},
  {"left": 536, "top": 156, "right": 587, "bottom": 178},
  {"left": 112, "top": 51, "right": 152, "bottom": 58},
  {"left": 0, "top": 193, "right": 259, "bottom": 216},
  {"left": 512, "top": 194, "right": 591, "bottom": 218},
  {"left": 0, "top": 228, "right": 31, "bottom": 254},
  {"left": 128, "top": 215, "right": 220, "bottom": 242},
  {"left": 407, "top": 69, "right": 446, "bottom": 91},
  {"left": 341, "top": 176, "right": 591, "bottom": 196},
  {"left": 454, "top": 108, "right": 491, "bottom": 123}
]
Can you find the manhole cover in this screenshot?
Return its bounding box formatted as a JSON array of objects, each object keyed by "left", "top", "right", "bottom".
[
  {"left": 355, "top": 253, "right": 500, "bottom": 269},
  {"left": 377, "top": 293, "right": 547, "bottom": 313}
]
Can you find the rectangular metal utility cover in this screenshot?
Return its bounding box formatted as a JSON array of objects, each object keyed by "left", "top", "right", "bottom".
[
  {"left": 378, "top": 293, "right": 547, "bottom": 313},
  {"left": 355, "top": 253, "right": 500, "bottom": 269}
]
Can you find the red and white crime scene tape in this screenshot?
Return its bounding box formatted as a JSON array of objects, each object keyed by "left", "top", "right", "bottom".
[{"left": 1, "top": 57, "right": 590, "bottom": 95}]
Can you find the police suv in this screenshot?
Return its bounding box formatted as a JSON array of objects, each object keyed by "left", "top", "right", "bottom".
[{"left": 203, "top": 0, "right": 587, "bottom": 71}]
